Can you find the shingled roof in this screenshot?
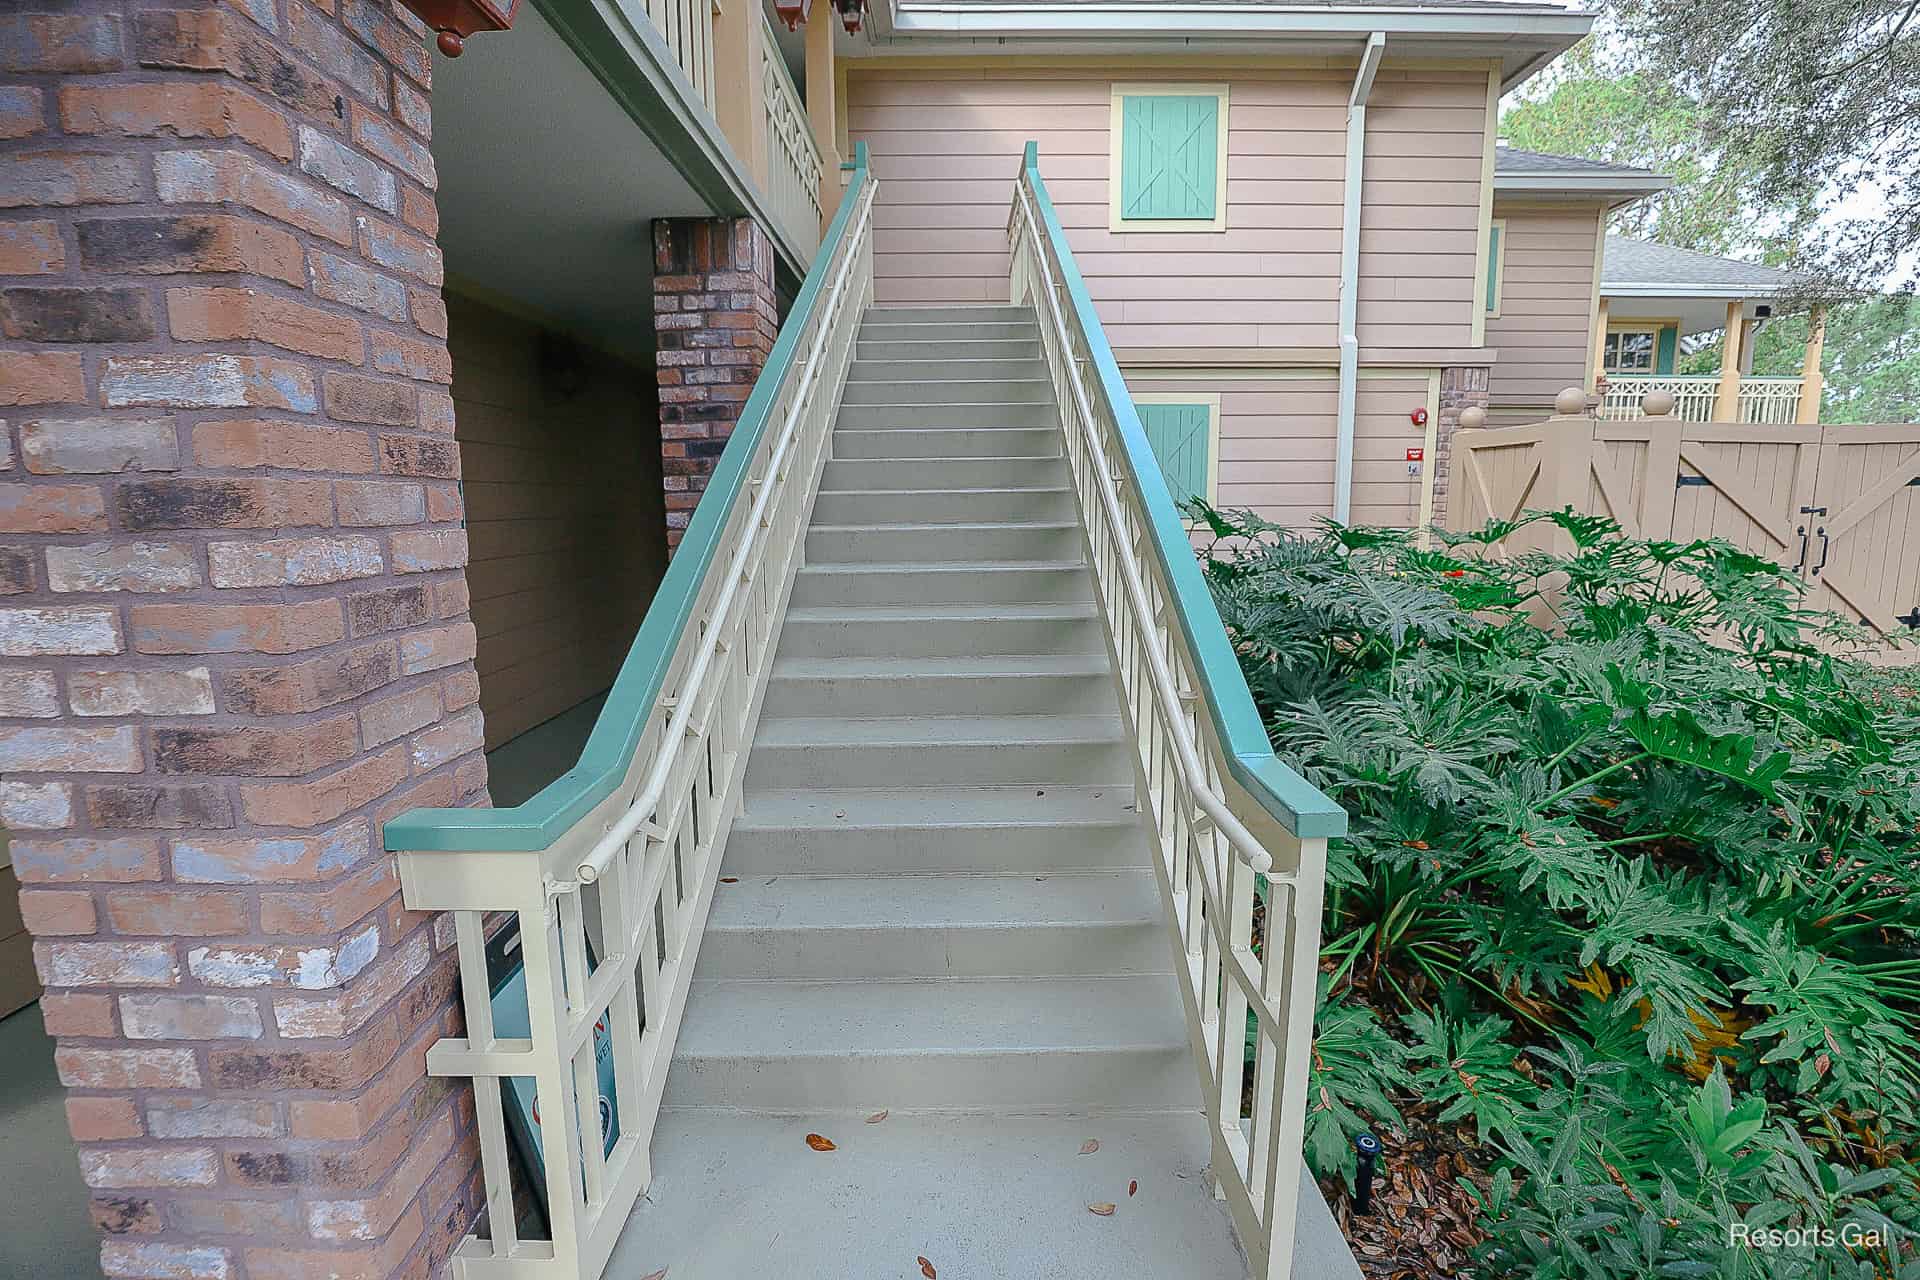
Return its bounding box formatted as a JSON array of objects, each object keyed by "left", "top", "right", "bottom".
[{"left": 1602, "top": 236, "right": 1803, "bottom": 296}]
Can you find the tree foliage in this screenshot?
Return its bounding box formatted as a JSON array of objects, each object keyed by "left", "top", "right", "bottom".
[
  {"left": 1194, "top": 502, "right": 1920, "bottom": 1277},
  {"left": 1612, "top": 0, "right": 1920, "bottom": 294},
  {"left": 1500, "top": 39, "right": 1814, "bottom": 261}
]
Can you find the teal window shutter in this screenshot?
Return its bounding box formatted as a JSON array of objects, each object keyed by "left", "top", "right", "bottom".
[
  {"left": 1656, "top": 325, "right": 1679, "bottom": 374},
  {"left": 1137, "top": 402, "right": 1212, "bottom": 508},
  {"left": 1119, "top": 95, "right": 1219, "bottom": 221},
  {"left": 1484, "top": 224, "right": 1503, "bottom": 313}
]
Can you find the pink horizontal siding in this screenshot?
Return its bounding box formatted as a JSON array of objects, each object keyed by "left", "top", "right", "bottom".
[
  {"left": 1485, "top": 204, "right": 1604, "bottom": 415},
  {"left": 1126, "top": 373, "right": 1432, "bottom": 530},
  {"left": 849, "top": 65, "right": 1490, "bottom": 352}
]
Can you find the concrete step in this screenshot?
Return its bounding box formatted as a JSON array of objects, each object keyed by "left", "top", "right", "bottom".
[
  {"left": 811, "top": 486, "right": 1074, "bottom": 525},
  {"left": 821, "top": 456, "right": 1066, "bottom": 494},
  {"left": 765, "top": 653, "right": 1115, "bottom": 717},
  {"left": 865, "top": 304, "right": 1034, "bottom": 324},
  {"left": 837, "top": 401, "right": 1054, "bottom": 429},
  {"left": 858, "top": 320, "right": 1041, "bottom": 346},
  {"left": 830, "top": 426, "right": 1062, "bottom": 461},
  {"left": 778, "top": 603, "right": 1104, "bottom": 659},
  {"left": 788, "top": 561, "right": 1091, "bottom": 607},
  {"left": 699, "top": 872, "right": 1166, "bottom": 980},
  {"left": 745, "top": 713, "right": 1130, "bottom": 788},
  {"left": 850, "top": 356, "right": 1047, "bottom": 383},
  {"left": 611, "top": 1111, "right": 1341, "bottom": 1280},
  {"left": 806, "top": 520, "right": 1083, "bottom": 563},
  {"left": 841, "top": 378, "right": 1054, "bottom": 407},
  {"left": 664, "top": 975, "right": 1195, "bottom": 1110},
  {"left": 726, "top": 785, "right": 1143, "bottom": 875},
  {"left": 857, "top": 336, "right": 1040, "bottom": 363}
]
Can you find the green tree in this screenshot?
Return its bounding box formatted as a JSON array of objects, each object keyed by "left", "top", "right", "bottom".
[
  {"left": 1614, "top": 0, "right": 1920, "bottom": 293},
  {"left": 1752, "top": 297, "right": 1920, "bottom": 423},
  {"left": 1499, "top": 39, "right": 1814, "bottom": 260}
]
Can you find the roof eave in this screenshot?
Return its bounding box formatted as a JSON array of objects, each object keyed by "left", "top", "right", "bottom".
[
  {"left": 1495, "top": 173, "right": 1671, "bottom": 196},
  {"left": 1602, "top": 282, "right": 1789, "bottom": 299}
]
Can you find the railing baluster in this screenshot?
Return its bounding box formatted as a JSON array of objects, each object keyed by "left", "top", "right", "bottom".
[{"left": 1011, "top": 152, "right": 1341, "bottom": 1280}]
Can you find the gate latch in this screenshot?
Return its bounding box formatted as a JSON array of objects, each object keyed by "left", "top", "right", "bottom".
[{"left": 1899, "top": 606, "right": 1920, "bottom": 631}]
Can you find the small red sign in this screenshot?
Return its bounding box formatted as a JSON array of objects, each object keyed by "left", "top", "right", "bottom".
[{"left": 1406, "top": 448, "right": 1425, "bottom": 462}]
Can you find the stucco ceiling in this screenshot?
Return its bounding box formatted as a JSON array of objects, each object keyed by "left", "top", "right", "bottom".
[{"left": 431, "top": 4, "right": 713, "bottom": 356}]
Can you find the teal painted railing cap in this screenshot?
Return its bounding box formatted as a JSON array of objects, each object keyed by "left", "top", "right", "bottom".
[
  {"left": 1017, "top": 141, "right": 1346, "bottom": 841},
  {"left": 385, "top": 147, "right": 874, "bottom": 855}
]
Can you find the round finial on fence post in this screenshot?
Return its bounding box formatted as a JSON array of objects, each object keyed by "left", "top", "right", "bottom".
[
  {"left": 1458, "top": 406, "right": 1486, "bottom": 431},
  {"left": 1642, "top": 389, "right": 1676, "bottom": 418},
  {"left": 1554, "top": 386, "right": 1588, "bottom": 416}
]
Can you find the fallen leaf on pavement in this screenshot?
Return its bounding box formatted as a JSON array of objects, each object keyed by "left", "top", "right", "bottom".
[
  {"left": 1129, "top": 1180, "right": 1138, "bottom": 1197},
  {"left": 866, "top": 1110, "right": 888, "bottom": 1124},
  {"left": 1079, "top": 1139, "right": 1100, "bottom": 1155},
  {"left": 1088, "top": 1203, "right": 1116, "bottom": 1216},
  {"left": 917, "top": 1257, "right": 936, "bottom": 1278},
  {"left": 804, "top": 1133, "right": 836, "bottom": 1151}
]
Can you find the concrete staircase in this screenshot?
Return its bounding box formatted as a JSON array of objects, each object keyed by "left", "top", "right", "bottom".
[{"left": 607, "top": 305, "right": 1269, "bottom": 1278}]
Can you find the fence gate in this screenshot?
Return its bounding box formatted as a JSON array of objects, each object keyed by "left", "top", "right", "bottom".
[
  {"left": 1801, "top": 425, "right": 1920, "bottom": 644},
  {"left": 1448, "top": 414, "right": 1920, "bottom": 653}
]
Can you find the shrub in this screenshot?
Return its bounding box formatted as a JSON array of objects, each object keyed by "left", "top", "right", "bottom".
[{"left": 1192, "top": 504, "right": 1920, "bottom": 1278}]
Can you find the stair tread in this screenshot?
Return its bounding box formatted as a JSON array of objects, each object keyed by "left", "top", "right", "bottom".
[
  {"left": 677, "top": 975, "right": 1188, "bottom": 1057},
  {"left": 608, "top": 1112, "right": 1250, "bottom": 1280},
  {"left": 737, "top": 785, "right": 1138, "bottom": 830},
  {"left": 772, "top": 652, "right": 1108, "bottom": 679},
  {"left": 809, "top": 519, "right": 1078, "bottom": 532},
  {"left": 795, "top": 558, "right": 1084, "bottom": 575},
  {"left": 815, "top": 486, "right": 1073, "bottom": 498},
  {"left": 755, "top": 713, "right": 1123, "bottom": 748},
  {"left": 706, "top": 872, "right": 1160, "bottom": 933},
  {"left": 786, "top": 602, "right": 1095, "bottom": 623}
]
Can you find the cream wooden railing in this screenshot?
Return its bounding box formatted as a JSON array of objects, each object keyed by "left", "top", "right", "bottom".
[
  {"left": 643, "top": 0, "right": 718, "bottom": 110},
  {"left": 759, "top": 10, "right": 823, "bottom": 255},
  {"left": 1601, "top": 373, "right": 1807, "bottom": 423},
  {"left": 386, "top": 148, "right": 874, "bottom": 1280},
  {"left": 1009, "top": 144, "right": 1345, "bottom": 1280}
]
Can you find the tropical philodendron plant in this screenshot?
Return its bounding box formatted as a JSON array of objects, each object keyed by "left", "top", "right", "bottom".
[{"left": 1193, "top": 503, "right": 1920, "bottom": 1279}]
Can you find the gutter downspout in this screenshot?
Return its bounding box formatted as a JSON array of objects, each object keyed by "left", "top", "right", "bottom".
[{"left": 1334, "top": 31, "right": 1386, "bottom": 526}]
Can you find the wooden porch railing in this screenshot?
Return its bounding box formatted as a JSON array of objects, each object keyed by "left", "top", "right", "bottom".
[
  {"left": 1600, "top": 373, "right": 1807, "bottom": 424},
  {"left": 759, "top": 8, "right": 823, "bottom": 256},
  {"left": 384, "top": 146, "right": 876, "bottom": 1280},
  {"left": 642, "top": 0, "right": 719, "bottom": 112},
  {"left": 1009, "top": 143, "right": 1346, "bottom": 1280}
]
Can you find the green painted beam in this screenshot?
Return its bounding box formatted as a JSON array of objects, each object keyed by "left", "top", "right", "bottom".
[
  {"left": 385, "top": 144, "right": 872, "bottom": 854},
  {"left": 1018, "top": 141, "right": 1346, "bottom": 841}
]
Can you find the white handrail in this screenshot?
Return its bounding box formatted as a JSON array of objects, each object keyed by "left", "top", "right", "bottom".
[
  {"left": 576, "top": 184, "right": 873, "bottom": 888},
  {"left": 390, "top": 152, "right": 877, "bottom": 1280},
  {"left": 1012, "top": 182, "right": 1275, "bottom": 878}
]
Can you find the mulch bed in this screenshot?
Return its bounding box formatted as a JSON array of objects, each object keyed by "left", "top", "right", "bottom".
[{"left": 1321, "top": 1107, "right": 1495, "bottom": 1280}]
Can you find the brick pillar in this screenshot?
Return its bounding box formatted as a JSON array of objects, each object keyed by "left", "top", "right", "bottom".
[
  {"left": 652, "top": 217, "right": 778, "bottom": 551},
  {"left": 0, "top": 3, "right": 484, "bottom": 1277},
  {"left": 1433, "top": 365, "right": 1490, "bottom": 530}
]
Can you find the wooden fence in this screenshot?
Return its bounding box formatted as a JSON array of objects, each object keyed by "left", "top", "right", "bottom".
[{"left": 1447, "top": 409, "right": 1920, "bottom": 650}]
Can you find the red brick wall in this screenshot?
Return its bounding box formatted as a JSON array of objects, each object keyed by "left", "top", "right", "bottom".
[
  {"left": 1, "top": 2, "right": 483, "bottom": 1276},
  {"left": 652, "top": 217, "right": 777, "bottom": 551}
]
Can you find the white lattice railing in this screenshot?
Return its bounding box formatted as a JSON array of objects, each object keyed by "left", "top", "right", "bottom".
[
  {"left": 760, "top": 9, "right": 824, "bottom": 256},
  {"left": 387, "top": 150, "right": 875, "bottom": 1280},
  {"left": 643, "top": 0, "right": 718, "bottom": 111},
  {"left": 1600, "top": 374, "right": 1806, "bottom": 423},
  {"left": 1009, "top": 144, "right": 1345, "bottom": 1280}
]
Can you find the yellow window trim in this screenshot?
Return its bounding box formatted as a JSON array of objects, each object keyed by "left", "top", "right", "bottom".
[{"left": 1108, "top": 83, "right": 1230, "bottom": 234}]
